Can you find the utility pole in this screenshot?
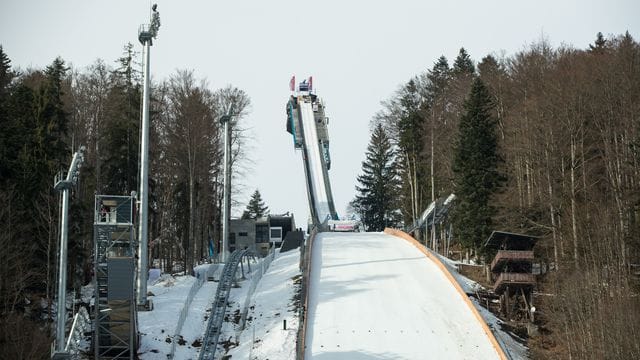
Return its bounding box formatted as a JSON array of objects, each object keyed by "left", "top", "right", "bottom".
[
  {"left": 137, "top": 4, "right": 160, "bottom": 309},
  {"left": 220, "top": 109, "right": 234, "bottom": 263},
  {"left": 53, "top": 146, "right": 85, "bottom": 356}
]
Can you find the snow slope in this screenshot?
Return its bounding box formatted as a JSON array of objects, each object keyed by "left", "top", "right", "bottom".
[
  {"left": 225, "top": 249, "right": 301, "bottom": 359},
  {"left": 138, "top": 275, "right": 195, "bottom": 358},
  {"left": 305, "top": 232, "right": 502, "bottom": 359}
]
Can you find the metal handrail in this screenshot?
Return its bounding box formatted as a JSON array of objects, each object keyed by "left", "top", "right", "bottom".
[
  {"left": 237, "top": 253, "right": 273, "bottom": 334},
  {"left": 65, "top": 306, "right": 90, "bottom": 355},
  {"left": 198, "top": 249, "right": 254, "bottom": 360},
  {"left": 168, "top": 264, "right": 221, "bottom": 359}
]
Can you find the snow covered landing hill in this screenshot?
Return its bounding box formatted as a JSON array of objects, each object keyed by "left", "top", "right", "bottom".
[{"left": 305, "top": 232, "right": 503, "bottom": 360}]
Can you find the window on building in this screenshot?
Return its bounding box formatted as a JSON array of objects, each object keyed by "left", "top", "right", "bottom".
[
  {"left": 270, "top": 228, "right": 282, "bottom": 239},
  {"left": 229, "top": 233, "right": 236, "bottom": 245},
  {"left": 256, "top": 225, "right": 269, "bottom": 243},
  {"left": 239, "top": 232, "right": 248, "bottom": 237}
]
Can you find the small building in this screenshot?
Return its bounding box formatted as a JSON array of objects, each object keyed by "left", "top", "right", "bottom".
[
  {"left": 229, "top": 219, "right": 257, "bottom": 252},
  {"left": 484, "top": 231, "right": 538, "bottom": 322},
  {"left": 230, "top": 214, "right": 297, "bottom": 256}
]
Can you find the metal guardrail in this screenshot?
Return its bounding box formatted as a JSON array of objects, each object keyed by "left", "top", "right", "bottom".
[
  {"left": 65, "top": 306, "right": 91, "bottom": 357},
  {"left": 168, "top": 264, "right": 221, "bottom": 359},
  {"left": 198, "top": 249, "right": 254, "bottom": 360},
  {"left": 236, "top": 251, "right": 274, "bottom": 335}
]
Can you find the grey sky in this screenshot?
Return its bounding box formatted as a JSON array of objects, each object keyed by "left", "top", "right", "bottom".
[{"left": 2, "top": 0, "right": 638, "bottom": 225}]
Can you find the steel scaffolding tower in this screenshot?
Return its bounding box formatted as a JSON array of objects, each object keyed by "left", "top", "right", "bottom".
[{"left": 93, "top": 195, "right": 138, "bottom": 359}]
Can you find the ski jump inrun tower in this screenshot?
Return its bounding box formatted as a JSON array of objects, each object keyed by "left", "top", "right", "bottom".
[{"left": 286, "top": 76, "right": 339, "bottom": 228}]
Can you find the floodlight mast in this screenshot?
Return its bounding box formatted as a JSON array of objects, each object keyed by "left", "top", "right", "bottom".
[
  {"left": 137, "top": 4, "right": 159, "bottom": 308},
  {"left": 220, "top": 107, "right": 235, "bottom": 263},
  {"left": 53, "top": 146, "right": 86, "bottom": 354}
]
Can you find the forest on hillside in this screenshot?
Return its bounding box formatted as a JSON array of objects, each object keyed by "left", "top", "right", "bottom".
[
  {"left": 0, "top": 43, "right": 251, "bottom": 357},
  {"left": 352, "top": 32, "right": 640, "bottom": 359}
]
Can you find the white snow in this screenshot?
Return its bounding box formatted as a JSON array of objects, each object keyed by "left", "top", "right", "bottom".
[
  {"left": 305, "top": 232, "right": 502, "bottom": 359},
  {"left": 137, "top": 254, "right": 296, "bottom": 359},
  {"left": 172, "top": 280, "right": 218, "bottom": 359},
  {"left": 225, "top": 249, "right": 301, "bottom": 360},
  {"left": 433, "top": 252, "right": 529, "bottom": 358},
  {"left": 138, "top": 275, "right": 195, "bottom": 358},
  {"left": 134, "top": 232, "right": 526, "bottom": 360},
  {"left": 472, "top": 298, "right": 528, "bottom": 360}
]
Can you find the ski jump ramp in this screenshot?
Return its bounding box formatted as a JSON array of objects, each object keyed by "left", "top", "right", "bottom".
[
  {"left": 305, "top": 232, "right": 505, "bottom": 359},
  {"left": 286, "top": 79, "right": 505, "bottom": 358}
]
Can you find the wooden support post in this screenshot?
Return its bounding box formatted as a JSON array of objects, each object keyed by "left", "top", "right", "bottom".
[
  {"left": 505, "top": 286, "right": 510, "bottom": 318},
  {"left": 486, "top": 265, "right": 491, "bottom": 283}
]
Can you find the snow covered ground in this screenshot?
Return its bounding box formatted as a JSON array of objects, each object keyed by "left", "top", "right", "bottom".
[
  {"left": 134, "top": 231, "right": 526, "bottom": 359},
  {"left": 136, "top": 251, "right": 301, "bottom": 360},
  {"left": 305, "top": 232, "right": 503, "bottom": 359},
  {"left": 433, "top": 253, "right": 528, "bottom": 359},
  {"left": 225, "top": 249, "right": 302, "bottom": 359},
  {"left": 138, "top": 274, "right": 196, "bottom": 358}
]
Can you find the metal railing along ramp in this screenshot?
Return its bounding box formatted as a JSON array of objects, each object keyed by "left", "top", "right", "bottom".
[
  {"left": 168, "top": 264, "right": 222, "bottom": 359},
  {"left": 198, "top": 249, "right": 253, "bottom": 360}
]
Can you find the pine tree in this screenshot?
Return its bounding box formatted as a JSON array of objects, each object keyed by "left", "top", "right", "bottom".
[
  {"left": 0, "top": 46, "right": 17, "bottom": 184},
  {"left": 102, "top": 45, "right": 141, "bottom": 194},
  {"left": 352, "top": 123, "right": 401, "bottom": 231},
  {"left": 425, "top": 56, "right": 451, "bottom": 102},
  {"left": 453, "top": 47, "right": 475, "bottom": 75},
  {"left": 477, "top": 55, "right": 501, "bottom": 80},
  {"left": 452, "top": 78, "right": 502, "bottom": 252},
  {"left": 396, "top": 79, "right": 429, "bottom": 225},
  {"left": 37, "top": 57, "right": 69, "bottom": 175},
  {"left": 242, "top": 189, "right": 269, "bottom": 219},
  {"left": 0, "top": 46, "right": 14, "bottom": 98},
  {"left": 589, "top": 32, "right": 607, "bottom": 54}
]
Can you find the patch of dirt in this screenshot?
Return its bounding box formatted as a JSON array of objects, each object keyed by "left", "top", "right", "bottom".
[
  {"left": 177, "top": 336, "right": 187, "bottom": 346},
  {"left": 290, "top": 274, "right": 303, "bottom": 312},
  {"left": 219, "top": 336, "right": 239, "bottom": 353},
  {"left": 224, "top": 309, "right": 241, "bottom": 324},
  {"left": 192, "top": 338, "right": 202, "bottom": 347}
]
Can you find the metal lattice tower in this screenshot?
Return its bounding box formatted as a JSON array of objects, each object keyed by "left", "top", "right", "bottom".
[{"left": 93, "top": 195, "right": 138, "bottom": 359}]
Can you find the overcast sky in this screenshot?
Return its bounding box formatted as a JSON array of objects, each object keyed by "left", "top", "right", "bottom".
[{"left": 2, "top": 0, "right": 638, "bottom": 225}]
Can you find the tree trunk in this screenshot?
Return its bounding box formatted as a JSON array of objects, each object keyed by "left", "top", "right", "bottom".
[
  {"left": 570, "top": 136, "right": 579, "bottom": 268},
  {"left": 188, "top": 172, "right": 195, "bottom": 272},
  {"left": 545, "top": 146, "right": 559, "bottom": 270}
]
